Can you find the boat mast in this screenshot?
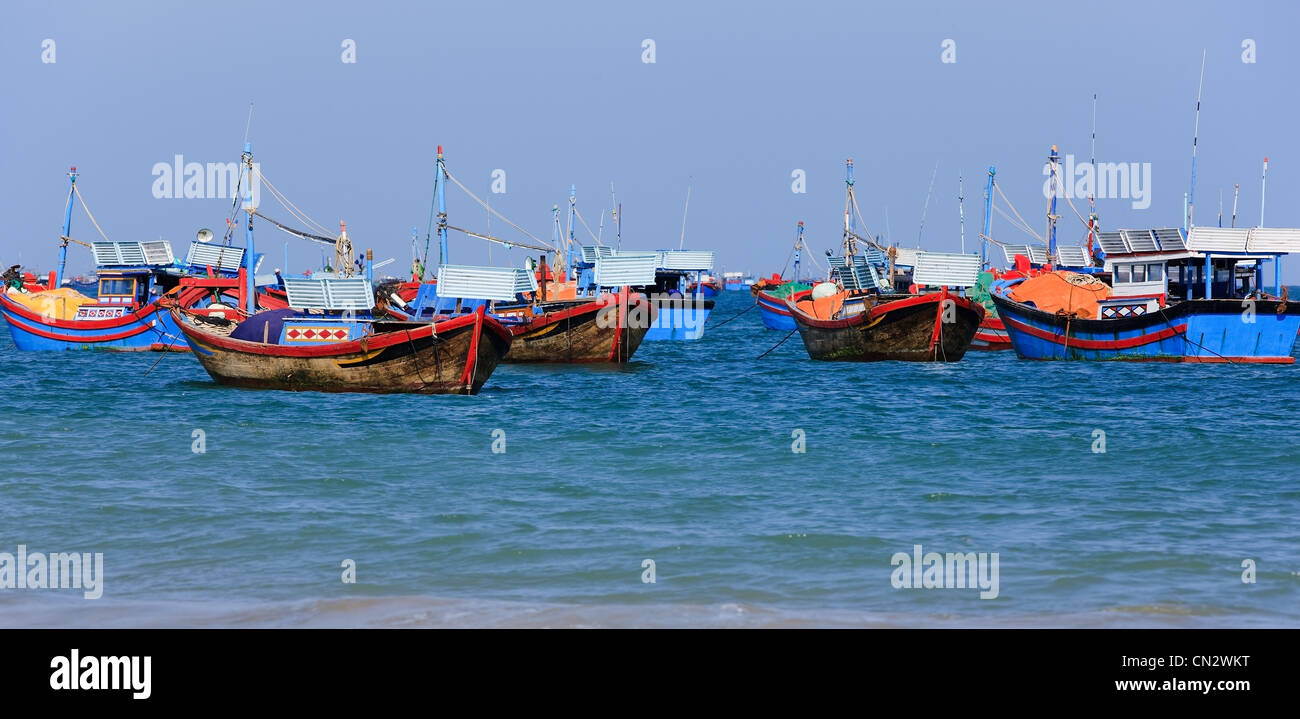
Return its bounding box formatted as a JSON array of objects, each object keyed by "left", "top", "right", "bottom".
[
  {"left": 56, "top": 166, "right": 78, "bottom": 288},
  {"left": 1046, "top": 145, "right": 1060, "bottom": 266},
  {"left": 843, "top": 158, "right": 856, "bottom": 257},
  {"left": 552, "top": 205, "right": 563, "bottom": 281},
  {"left": 794, "top": 221, "right": 804, "bottom": 282},
  {"left": 1088, "top": 94, "right": 1100, "bottom": 264},
  {"left": 1187, "top": 50, "right": 1206, "bottom": 230},
  {"left": 567, "top": 185, "right": 578, "bottom": 276},
  {"left": 981, "top": 166, "right": 995, "bottom": 270},
  {"left": 435, "top": 146, "right": 449, "bottom": 266},
  {"left": 1260, "top": 156, "right": 1269, "bottom": 226},
  {"left": 958, "top": 173, "right": 966, "bottom": 255},
  {"left": 242, "top": 143, "right": 256, "bottom": 313},
  {"left": 678, "top": 186, "right": 691, "bottom": 250}
]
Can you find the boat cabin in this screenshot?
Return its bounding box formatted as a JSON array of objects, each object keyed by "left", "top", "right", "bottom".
[{"left": 1096, "top": 227, "right": 1298, "bottom": 312}]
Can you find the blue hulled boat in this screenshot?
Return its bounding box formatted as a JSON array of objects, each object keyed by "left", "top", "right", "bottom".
[{"left": 991, "top": 226, "right": 1300, "bottom": 363}]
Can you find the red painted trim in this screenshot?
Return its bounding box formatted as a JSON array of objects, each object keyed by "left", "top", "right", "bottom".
[
  {"left": 460, "top": 306, "right": 485, "bottom": 389},
  {"left": 607, "top": 289, "right": 625, "bottom": 362},
  {"left": 0, "top": 291, "right": 157, "bottom": 329},
  {"left": 4, "top": 311, "right": 155, "bottom": 342},
  {"left": 1002, "top": 315, "right": 1186, "bottom": 350}
]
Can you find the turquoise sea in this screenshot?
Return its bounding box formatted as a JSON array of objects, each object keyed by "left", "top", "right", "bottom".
[{"left": 1, "top": 290, "right": 1298, "bottom": 627}]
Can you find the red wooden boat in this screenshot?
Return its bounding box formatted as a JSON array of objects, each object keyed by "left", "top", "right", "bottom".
[
  {"left": 164, "top": 275, "right": 512, "bottom": 395},
  {"left": 786, "top": 286, "right": 985, "bottom": 362},
  {"left": 495, "top": 289, "right": 655, "bottom": 363}
]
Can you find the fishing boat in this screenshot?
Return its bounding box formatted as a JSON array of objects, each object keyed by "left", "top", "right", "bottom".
[
  {"left": 784, "top": 158, "right": 985, "bottom": 362},
  {"left": 722, "top": 272, "right": 751, "bottom": 292},
  {"left": 380, "top": 161, "right": 657, "bottom": 363},
  {"left": 168, "top": 275, "right": 511, "bottom": 394},
  {"left": 969, "top": 150, "right": 1104, "bottom": 350},
  {"left": 991, "top": 226, "right": 1300, "bottom": 362},
  {"left": 787, "top": 256, "right": 985, "bottom": 362},
  {"left": 687, "top": 274, "right": 721, "bottom": 298},
  {"left": 0, "top": 167, "right": 249, "bottom": 351},
  {"left": 752, "top": 221, "right": 814, "bottom": 330}
]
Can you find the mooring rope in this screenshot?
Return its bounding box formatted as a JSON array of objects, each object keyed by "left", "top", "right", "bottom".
[{"left": 757, "top": 328, "right": 798, "bottom": 358}]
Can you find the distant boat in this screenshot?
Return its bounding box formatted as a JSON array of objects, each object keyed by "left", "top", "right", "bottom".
[
  {"left": 687, "top": 274, "right": 721, "bottom": 298},
  {"left": 721, "top": 272, "right": 750, "bottom": 291},
  {"left": 752, "top": 221, "right": 813, "bottom": 330}
]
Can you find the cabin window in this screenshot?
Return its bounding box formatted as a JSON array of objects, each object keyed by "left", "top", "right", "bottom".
[
  {"left": 1147, "top": 264, "right": 1163, "bottom": 282},
  {"left": 1131, "top": 264, "right": 1145, "bottom": 283},
  {"left": 1115, "top": 265, "right": 1131, "bottom": 283},
  {"left": 99, "top": 278, "right": 136, "bottom": 297}
]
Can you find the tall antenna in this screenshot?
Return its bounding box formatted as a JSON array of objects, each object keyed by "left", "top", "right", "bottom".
[
  {"left": 678, "top": 185, "right": 692, "bottom": 250},
  {"left": 1187, "top": 49, "right": 1206, "bottom": 230},
  {"left": 1260, "top": 156, "right": 1269, "bottom": 226},
  {"left": 958, "top": 173, "right": 966, "bottom": 254},
  {"left": 1231, "top": 183, "right": 1239, "bottom": 227},
  {"left": 243, "top": 102, "right": 255, "bottom": 144},
  {"left": 1218, "top": 189, "right": 1223, "bottom": 227},
  {"left": 917, "top": 160, "right": 939, "bottom": 247},
  {"left": 1090, "top": 93, "right": 1098, "bottom": 178}
]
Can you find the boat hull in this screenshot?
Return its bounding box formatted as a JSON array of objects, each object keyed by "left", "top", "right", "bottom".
[
  {"left": 644, "top": 297, "right": 714, "bottom": 341},
  {"left": 504, "top": 292, "right": 654, "bottom": 363},
  {"left": 0, "top": 291, "right": 184, "bottom": 351},
  {"left": 756, "top": 289, "right": 796, "bottom": 330},
  {"left": 990, "top": 294, "right": 1300, "bottom": 363},
  {"left": 171, "top": 306, "right": 512, "bottom": 394},
  {"left": 789, "top": 291, "right": 984, "bottom": 362}
]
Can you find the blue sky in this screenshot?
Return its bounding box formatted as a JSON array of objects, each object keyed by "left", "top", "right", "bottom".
[{"left": 4, "top": 0, "right": 1298, "bottom": 281}]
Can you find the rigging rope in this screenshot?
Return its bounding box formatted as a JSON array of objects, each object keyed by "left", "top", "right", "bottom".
[
  {"left": 993, "top": 182, "right": 1043, "bottom": 243},
  {"left": 443, "top": 170, "right": 553, "bottom": 250},
  {"left": 572, "top": 205, "right": 602, "bottom": 245},
  {"left": 73, "top": 187, "right": 113, "bottom": 243}
]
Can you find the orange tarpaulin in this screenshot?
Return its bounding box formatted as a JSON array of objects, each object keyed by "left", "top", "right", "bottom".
[
  {"left": 1008, "top": 271, "right": 1111, "bottom": 318},
  {"left": 795, "top": 291, "right": 847, "bottom": 320}
]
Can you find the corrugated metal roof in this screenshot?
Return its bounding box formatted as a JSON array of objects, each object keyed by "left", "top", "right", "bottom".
[
  {"left": 1096, "top": 231, "right": 1127, "bottom": 255},
  {"left": 1244, "top": 227, "right": 1300, "bottom": 253},
  {"left": 1055, "top": 246, "right": 1090, "bottom": 267},
  {"left": 912, "top": 252, "right": 981, "bottom": 288},
  {"left": 594, "top": 253, "right": 657, "bottom": 287},
  {"left": 1121, "top": 229, "right": 1160, "bottom": 253},
  {"left": 581, "top": 245, "right": 614, "bottom": 264},
  {"left": 892, "top": 247, "right": 919, "bottom": 267},
  {"left": 91, "top": 241, "right": 174, "bottom": 267},
  {"left": 434, "top": 264, "right": 535, "bottom": 301},
  {"left": 1187, "top": 227, "right": 1250, "bottom": 253},
  {"left": 282, "top": 276, "right": 376, "bottom": 310},
  {"left": 657, "top": 250, "right": 714, "bottom": 271},
  {"left": 184, "top": 242, "right": 246, "bottom": 272}
]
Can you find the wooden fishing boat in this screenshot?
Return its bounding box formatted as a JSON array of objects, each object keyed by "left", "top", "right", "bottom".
[
  {"left": 753, "top": 222, "right": 815, "bottom": 330},
  {"left": 167, "top": 277, "right": 511, "bottom": 394},
  {"left": 992, "top": 227, "right": 1300, "bottom": 363},
  {"left": 497, "top": 290, "right": 654, "bottom": 363},
  {"left": 379, "top": 159, "right": 657, "bottom": 364},
  {"left": 787, "top": 286, "right": 984, "bottom": 362}
]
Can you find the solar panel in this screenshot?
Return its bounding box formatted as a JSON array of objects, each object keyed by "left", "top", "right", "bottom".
[
  {"left": 282, "top": 276, "right": 376, "bottom": 310},
  {"left": 912, "top": 252, "right": 981, "bottom": 288},
  {"left": 434, "top": 265, "right": 536, "bottom": 301},
  {"left": 91, "top": 241, "right": 167, "bottom": 267},
  {"left": 1055, "top": 246, "right": 1089, "bottom": 267},
  {"left": 1095, "top": 231, "right": 1127, "bottom": 255},
  {"left": 594, "top": 253, "right": 657, "bottom": 287},
  {"left": 1153, "top": 228, "right": 1186, "bottom": 251},
  {"left": 1121, "top": 229, "right": 1159, "bottom": 253}
]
